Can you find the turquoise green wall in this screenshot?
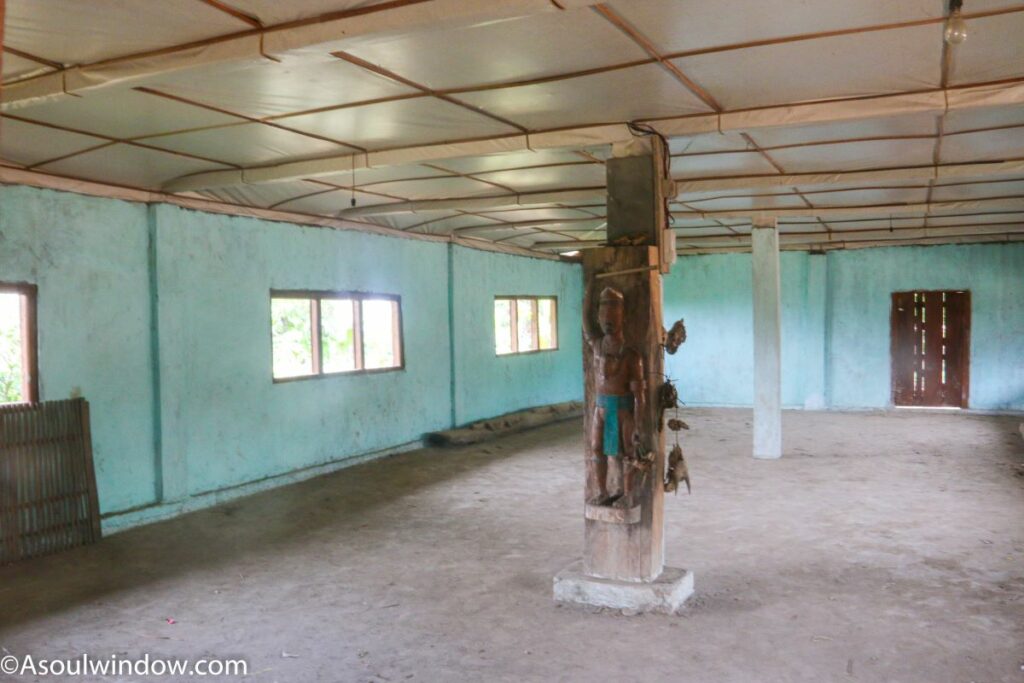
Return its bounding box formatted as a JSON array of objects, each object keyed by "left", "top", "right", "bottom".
[
  {"left": 663, "top": 251, "right": 828, "bottom": 408},
  {"left": 0, "top": 185, "right": 584, "bottom": 528},
  {"left": 0, "top": 186, "right": 157, "bottom": 513},
  {"left": 451, "top": 246, "right": 583, "bottom": 425},
  {"left": 152, "top": 204, "right": 454, "bottom": 499},
  {"left": 11, "top": 178, "right": 1013, "bottom": 530},
  {"left": 827, "top": 243, "right": 1024, "bottom": 410},
  {"left": 665, "top": 243, "right": 1024, "bottom": 411}
]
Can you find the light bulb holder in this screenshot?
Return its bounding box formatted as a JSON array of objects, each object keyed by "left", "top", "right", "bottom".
[
  {"left": 944, "top": 9, "right": 968, "bottom": 45},
  {"left": 944, "top": 0, "right": 968, "bottom": 46}
]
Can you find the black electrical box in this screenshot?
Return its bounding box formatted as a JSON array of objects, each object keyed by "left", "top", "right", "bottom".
[{"left": 606, "top": 154, "right": 658, "bottom": 245}]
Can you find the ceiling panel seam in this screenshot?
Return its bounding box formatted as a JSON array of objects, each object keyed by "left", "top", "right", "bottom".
[
  {"left": 132, "top": 86, "right": 369, "bottom": 152},
  {"left": 160, "top": 77, "right": 1024, "bottom": 192},
  {"left": 331, "top": 51, "right": 529, "bottom": 133},
  {"left": 198, "top": 0, "right": 264, "bottom": 29}
]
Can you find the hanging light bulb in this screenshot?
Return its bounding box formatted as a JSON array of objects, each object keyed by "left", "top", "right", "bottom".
[{"left": 944, "top": 0, "right": 968, "bottom": 45}]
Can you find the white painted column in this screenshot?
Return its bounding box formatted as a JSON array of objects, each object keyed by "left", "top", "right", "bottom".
[{"left": 751, "top": 217, "right": 782, "bottom": 459}]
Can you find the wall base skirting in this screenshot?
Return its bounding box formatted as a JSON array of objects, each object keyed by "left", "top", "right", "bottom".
[{"left": 100, "top": 439, "right": 422, "bottom": 534}]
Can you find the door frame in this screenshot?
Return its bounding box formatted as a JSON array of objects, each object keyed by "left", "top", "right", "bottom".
[{"left": 889, "top": 289, "right": 971, "bottom": 408}]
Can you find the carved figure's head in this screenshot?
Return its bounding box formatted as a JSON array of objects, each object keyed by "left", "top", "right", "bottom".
[{"left": 597, "top": 286, "right": 625, "bottom": 335}]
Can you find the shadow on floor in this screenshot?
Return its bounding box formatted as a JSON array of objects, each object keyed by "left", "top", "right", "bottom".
[{"left": 0, "top": 422, "right": 576, "bottom": 631}]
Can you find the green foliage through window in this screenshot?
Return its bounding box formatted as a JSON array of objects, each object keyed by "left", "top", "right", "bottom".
[
  {"left": 271, "top": 299, "right": 313, "bottom": 379},
  {"left": 271, "top": 292, "right": 402, "bottom": 380},
  {"left": 0, "top": 293, "right": 26, "bottom": 404},
  {"left": 495, "top": 296, "right": 558, "bottom": 355}
]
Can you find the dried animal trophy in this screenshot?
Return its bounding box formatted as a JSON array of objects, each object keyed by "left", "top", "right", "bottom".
[
  {"left": 626, "top": 431, "right": 655, "bottom": 472},
  {"left": 658, "top": 380, "right": 679, "bottom": 429},
  {"left": 664, "top": 319, "right": 687, "bottom": 354},
  {"left": 664, "top": 443, "right": 691, "bottom": 494},
  {"left": 667, "top": 418, "right": 690, "bottom": 432}
]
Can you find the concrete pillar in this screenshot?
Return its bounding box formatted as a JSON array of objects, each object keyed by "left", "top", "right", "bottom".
[{"left": 751, "top": 217, "right": 782, "bottom": 459}]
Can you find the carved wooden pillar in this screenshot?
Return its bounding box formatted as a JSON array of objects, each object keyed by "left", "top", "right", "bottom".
[
  {"left": 582, "top": 246, "right": 665, "bottom": 581},
  {"left": 554, "top": 140, "right": 693, "bottom": 612}
]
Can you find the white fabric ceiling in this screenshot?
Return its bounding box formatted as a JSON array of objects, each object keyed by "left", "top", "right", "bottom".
[{"left": 1, "top": 0, "right": 1023, "bottom": 253}]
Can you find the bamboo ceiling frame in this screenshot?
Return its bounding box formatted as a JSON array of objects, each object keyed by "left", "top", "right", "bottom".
[
  {"left": 535, "top": 226, "right": 1024, "bottom": 251},
  {"left": 5, "top": 2, "right": 1021, "bottom": 105},
  {"left": 2, "top": 2, "right": 1019, "bottom": 175},
  {"left": 318, "top": 157, "right": 1024, "bottom": 219},
  {"left": 265, "top": 183, "right": 549, "bottom": 241},
  {"left": 2, "top": 45, "right": 61, "bottom": 71},
  {"left": 673, "top": 234, "right": 1024, "bottom": 256},
  {"left": 670, "top": 223, "right": 1024, "bottom": 245},
  {"left": 672, "top": 196, "right": 1024, "bottom": 221},
  {"left": 522, "top": 215, "right": 1024, "bottom": 251},
  {"left": 677, "top": 177, "right": 1024, "bottom": 207},
  {"left": 591, "top": 3, "right": 833, "bottom": 236},
  {"left": 0, "top": 0, "right": 594, "bottom": 104},
  {"left": 200, "top": 0, "right": 263, "bottom": 29},
  {"left": 155, "top": 76, "right": 1024, "bottom": 196},
  {"left": 671, "top": 122, "right": 1024, "bottom": 159},
  {"left": 1, "top": 1, "right": 1022, "bottom": 251},
  {"left": 0, "top": 165, "right": 566, "bottom": 260}
]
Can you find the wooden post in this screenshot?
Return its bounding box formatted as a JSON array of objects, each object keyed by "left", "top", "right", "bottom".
[
  {"left": 554, "top": 142, "right": 693, "bottom": 612},
  {"left": 582, "top": 246, "right": 665, "bottom": 581}
]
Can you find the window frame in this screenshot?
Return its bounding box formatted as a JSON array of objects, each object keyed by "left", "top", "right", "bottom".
[
  {"left": 0, "top": 282, "right": 39, "bottom": 404},
  {"left": 494, "top": 295, "right": 559, "bottom": 356},
  {"left": 270, "top": 289, "right": 405, "bottom": 383}
]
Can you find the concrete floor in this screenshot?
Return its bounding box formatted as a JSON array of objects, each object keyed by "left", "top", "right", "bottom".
[{"left": 2, "top": 409, "right": 1023, "bottom": 682}]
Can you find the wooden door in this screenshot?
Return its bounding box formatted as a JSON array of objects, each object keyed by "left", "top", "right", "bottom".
[{"left": 891, "top": 290, "right": 970, "bottom": 407}]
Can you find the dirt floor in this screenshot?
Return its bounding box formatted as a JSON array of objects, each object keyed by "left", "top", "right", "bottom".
[{"left": 2, "top": 409, "right": 1023, "bottom": 682}]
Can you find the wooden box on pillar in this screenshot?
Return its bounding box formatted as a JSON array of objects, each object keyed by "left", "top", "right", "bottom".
[{"left": 582, "top": 246, "right": 665, "bottom": 582}]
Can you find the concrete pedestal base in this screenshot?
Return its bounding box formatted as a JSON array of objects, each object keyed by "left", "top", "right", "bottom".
[{"left": 553, "top": 561, "right": 694, "bottom": 614}]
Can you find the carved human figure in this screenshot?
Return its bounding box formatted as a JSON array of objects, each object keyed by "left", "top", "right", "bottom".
[{"left": 583, "top": 282, "right": 646, "bottom": 508}]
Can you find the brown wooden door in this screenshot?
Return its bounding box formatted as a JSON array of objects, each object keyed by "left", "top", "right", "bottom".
[{"left": 891, "top": 290, "right": 970, "bottom": 407}]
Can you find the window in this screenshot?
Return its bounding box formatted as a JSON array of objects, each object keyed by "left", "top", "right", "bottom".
[
  {"left": 270, "top": 291, "right": 403, "bottom": 381},
  {"left": 494, "top": 296, "right": 558, "bottom": 355},
  {"left": 0, "top": 283, "right": 39, "bottom": 404}
]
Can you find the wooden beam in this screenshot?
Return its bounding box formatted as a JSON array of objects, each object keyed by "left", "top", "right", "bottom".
[
  {"left": 162, "top": 79, "right": 1024, "bottom": 193},
  {"left": 674, "top": 160, "right": 1024, "bottom": 194},
  {"left": 1, "top": 0, "right": 598, "bottom": 111},
  {"left": 198, "top": 0, "right": 263, "bottom": 28},
  {"left": 673, "top": 197, "right": 1024, "bottom": 220},
  {"left": 453, "top": 217, "right": 605, "bottom": 235},
  {"left": 337, "top": 188, "right": 607, "bottom": 218},
  {"left": 0, "top": 0, "right": 5, "bottom": 104},
  {"left": 675, "top": 223, "right": 1024, "bottom": 245},
  {"left": 677, "top": 232, "right": 1024, "bottom": 255},
  {"left": 523, "top": 222, "right": 1024, "bottom": 252},
  {"left": 0, "top": 166, "right": 564, "bottom": 259}
]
